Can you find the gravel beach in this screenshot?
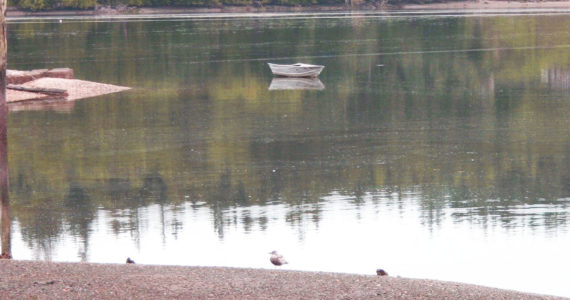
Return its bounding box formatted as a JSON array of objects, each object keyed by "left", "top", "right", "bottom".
[{"left": 0, "top": 260, "right": 565, "bottom": 299}]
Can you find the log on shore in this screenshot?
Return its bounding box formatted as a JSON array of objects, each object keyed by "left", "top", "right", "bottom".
[{"left": 7, "top": 84, "right": 68, "bottom": 96}]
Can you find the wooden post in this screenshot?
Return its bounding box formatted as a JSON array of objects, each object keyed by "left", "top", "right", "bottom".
[{"left": 0, "top": 0, "right": 11, "bottom": 259}]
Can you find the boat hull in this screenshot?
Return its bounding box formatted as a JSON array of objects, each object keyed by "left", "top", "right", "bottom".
[{"left": 268, "top": 63, "right": 324, "bottom": 78}]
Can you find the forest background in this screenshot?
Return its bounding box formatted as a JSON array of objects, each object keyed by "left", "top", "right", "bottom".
[{"left": 8, "top": 0, "right": 486, "bottom": 13}]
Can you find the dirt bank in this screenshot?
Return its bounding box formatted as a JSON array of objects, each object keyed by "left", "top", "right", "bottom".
[{"left": 0, "top": 260, "right": 565, "bottom": 299}]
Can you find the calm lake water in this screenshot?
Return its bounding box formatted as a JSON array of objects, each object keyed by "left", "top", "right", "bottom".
[{"left": 4, "top": 11, "right": 570, "bottom": 297}]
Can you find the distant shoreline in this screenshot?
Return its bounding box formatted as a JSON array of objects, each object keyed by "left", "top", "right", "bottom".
[
  {"left": 403, "top": 0, "right": 570, "bottom": 10},
  {"left": 6, "top": 1, "right": 570, "bottom": 18}
]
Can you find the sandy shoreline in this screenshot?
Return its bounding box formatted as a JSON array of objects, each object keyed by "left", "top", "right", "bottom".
[
  {"left": 5, "top": 1, "right": 570, "bottom": 17},
  {"left": 0, "top": 260, "right": 565, "bottom": 299}
]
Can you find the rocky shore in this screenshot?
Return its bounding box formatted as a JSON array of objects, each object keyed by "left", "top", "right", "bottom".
[
  {"left": 0, "top": 260, "right": 565, "bottom": 299},
  {"left": 6, "top": 68, "right": 130, "bottom": 106}
]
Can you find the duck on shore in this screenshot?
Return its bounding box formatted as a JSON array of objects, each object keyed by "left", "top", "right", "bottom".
[{"left": 269, "top": 251, "right": 287, "bottom": 266}]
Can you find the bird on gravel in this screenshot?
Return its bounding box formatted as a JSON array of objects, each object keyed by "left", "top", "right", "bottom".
[
  {"left": 269, "top": 251, "right": 288, "bottom": 266},
  {"left": 376, "top": 269, "right": 388, "bottom": 276},
  {"left": 126, "top": 257, "right": 135, "bottom": 264}
]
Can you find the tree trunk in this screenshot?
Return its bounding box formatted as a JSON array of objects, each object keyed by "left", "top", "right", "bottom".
[{"left": 0, "top": 0, "right": 11, "bottom": 259}]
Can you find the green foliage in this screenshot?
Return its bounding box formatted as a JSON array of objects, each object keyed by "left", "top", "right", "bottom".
[
  {"left": 5, "top": 0, "right": 469, "bottom": 10},
  {"left": 61, "top": 0, "right": 96, "bottom": 8},
  {"left": 9, "top": 0, "right": 368, "bottom": 11},
  {"left": 12, "top": 0, "right": 54, "bottom": 11}
]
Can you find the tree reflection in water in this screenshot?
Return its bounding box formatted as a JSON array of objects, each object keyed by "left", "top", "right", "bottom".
[
  {"left": 2, "top": 14, "right": 570, "bottom": 268},
  {"left": 0, "top": 18, "right": 9, "bottom": 258}
]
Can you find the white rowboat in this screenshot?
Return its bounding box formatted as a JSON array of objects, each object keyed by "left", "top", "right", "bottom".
[{"left": 268, "top": 63, "right": 324, "bottom": 78}]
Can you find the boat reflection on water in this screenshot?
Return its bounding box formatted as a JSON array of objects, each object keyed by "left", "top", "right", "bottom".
[{"left": 268, "top": 78, "right": 325, "bottom": 91}]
